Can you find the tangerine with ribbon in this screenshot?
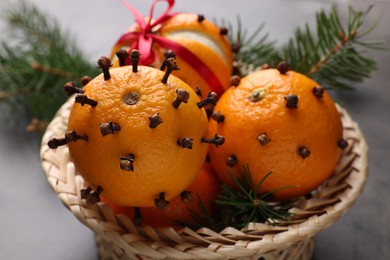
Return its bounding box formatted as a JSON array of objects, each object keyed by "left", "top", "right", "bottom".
[{"left": 110, "top": 0, "right": 233, "bottom": 96}]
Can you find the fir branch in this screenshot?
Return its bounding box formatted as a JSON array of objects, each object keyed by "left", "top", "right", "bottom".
[
  {"left": 227, "top": 5, "right": 384, "bottom": 90},
  {"left": 0, "top": 0, "right": 99, "bottom": 125},
  {"left": 221, "top": 16, "right": 280, "bottom": 76},
  {"left": 215, "top": 165, "right": 294, "bottom": 230},
  {"left": 281, "top": 5, "right": 384, "bottom": 90}
]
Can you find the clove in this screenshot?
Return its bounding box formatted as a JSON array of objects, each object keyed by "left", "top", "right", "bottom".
[
  {"left": 65, "top": 130, "right": 88, "bottom": 143},
  {"left": 120, "top": 154, "right": 135, "bottom": 171},
  {"left": 133, "top": 207, "right": 143, "bottom": 226},
  {"left": 195, "top": 86, "right": 202, "bottom": 97},
  {"left": 226, "top": 155, "right": 237, "bottom": 167},
  {"left": 97, "top": 56, "right": 112, "bottom": 80},
  {"left": 160, "top": 50, "right": 176, "bottom": 71},
  {"left": 47, "top": 138, "right": 67, "bottom": 149},
  {"left": 116, "top": 49, "right": 129, "bottom": 67},
  {"left": 312, "top": 85, "right": 325, "bottom": 98},
  {"left": 231, "top": 42, "right": 240, "bottom": 53},
  {"left": 154, "top": 192, "right": 169, "bottom": 210},
  {"left": 211, "top": 111, "right": 225, "bottom": 124},
  {"left": 80, "top": 187, "right": 92, "bottom": 199},
  {"left": 201, "top": 134, "right": 225, "bottom": 147},
  {"left": 338, "top": 139, "right": 348, "bottom": 149},
  {"left": 232, "top": 61, "right": 241, "bottom": 75},
  {"left": 100, "top": 122, "right": 121, "bottom": 136},
  {"left": 86, "top": 186, "right": 103, "bottom": 204},
  {"left": 205, "top": 104, "right": 214, "bottom": 119},
  {"left": 197, "top": 92, "right": 219, "bottom": 109},
  {"left": 219, "top": 27, "right": 228, "bottom": 35},
  {"left": 161, "top": 57, "right": 180, "bottom": 84},
  {"left": 80, "top": 186, "right": 102, "bottom": 204},
  {"left": 48, "top": 131, "right": 87, "bottom": 149},
  {"left": 230, "top": 75, "right": 241, "bottom": 87},
  {"left": 180, "top": 191, "right": 193, "bottom": 202},
  {"left": 64, "top": 82, "right": 84, "bottom": 96},
  {"left": 172, "top": 89, "right": 190, "bottom": 109},
  {"left": 284, "top": 94, "right": 298, "bottom": 109},
  {"left": 80, "top": 76, "right": 92, "bottom": 86},
  {"left": 177, "top": 137, "right": 193, "bottom": 149},
  {"left": 75, "top": 94, "right": 98, "bottom": 107},
  {"left": 197, "top": 14, "right": 205, "bottom": 23},
  {"left": 148, "top": 113, "right": 163, "bottom": 128},
  {"left": 298, "top": 146, "right": 311, "bottom": 159},
  {"left": 130, "top": 50, "right": 141, "bottom": 72},
  {"left": 277, "top": 61, "right": 290, "bottom": 74},
  {"left": 257, "top": 133, "right": 271, "bottom": 146}
]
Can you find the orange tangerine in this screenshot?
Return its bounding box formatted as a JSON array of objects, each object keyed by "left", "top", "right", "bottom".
[
  {"left": 63, "top": 60, "right": 209, "bottom": 207},
  {"left": 208, "top": 67, "right": 344, "bottom": 200}
]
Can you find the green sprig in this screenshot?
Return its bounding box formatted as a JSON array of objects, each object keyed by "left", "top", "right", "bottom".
[
  {"left": 232, "top": 5, "right": 384, "bottom": 90},
  {"left": 215, "top": 165, "right": 294, "bottom": 230},
  {"left": 176, "top": 166, "right": 294, "bottom": 232},
  {"left": 0, "top": 0, "right": 98, "bottom": 125}
]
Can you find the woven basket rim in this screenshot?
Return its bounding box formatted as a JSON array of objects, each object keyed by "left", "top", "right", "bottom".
[{"left": 40, "top": 98, "right": 368, "bottom": 259}]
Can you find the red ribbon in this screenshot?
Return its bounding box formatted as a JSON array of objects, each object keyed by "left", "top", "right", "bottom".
[{"left": 116, "top": 0, "right": 224, "bottom": 94}]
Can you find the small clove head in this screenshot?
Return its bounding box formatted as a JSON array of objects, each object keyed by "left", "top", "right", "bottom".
[
  {"left": 226, "top": 155, "right": 237, "bottom": 167},
  {"left": 197, "top": 14, "right": 205, "bottom": 22},
  {"left": 338, "top": 139, "right": 348, "bottom": 149},
  {"left": 298, "top": 146, "right": 311, "bottom": 159},
  {"left": 277, "top": 61, "right": 290, "bottom": 74},
  {"left": 120, "top": 154, "right": 135, "bottom": 172},
  {"left": 230, "top": 75, "right": 241, "bottom": 87},
  {"left": 180, "top": 191, "right": 193, "bottom": 202},
  {"left": 201, "top": 134, "right": 225, "bottom": 147},
  {"left": 161, "top": 57, "right": 180, "bottom": 84},
  {"left": 172, "top": 89, "right": 190, "bottom": 109},
  {"left": 284, "top": 94, "right": 298, "bottom": 109},
  {"left": 211, "top": 111, "right": 225, "bottom": 124},
  {"left": 97, "top": 56, "right": 112, "bottom": 80},
  {"left": 177, "top": 137, "right": 193, "bottom": 149},
  {"left": 197, "top": 92, "right": 219, "bottom": 109},
  {"left": 257, "top": 133, "right": 271, "bottom": 146},
  {"left": 155, "top": 192, "right": 169, "bottom": 210},
  {"left": 80, "top": 76, "right": 92, "bottom": 86},
  {"left": 148, "top": 113, "right": 163, "bottom": 128},
  {"left": 219, "top": 27, "right": 228, "bottom": 35},
  {"left": 75, "top": 94, "right": 98, "bottom": 107},
  {"left": 130, "top": 49, "right": 141, "bottom": 72},
  {"left": 116, "top": 49, "right": 129, "bottom": 67},
  {"left": 100, "top": 122, "right": 121, "bottom": 136},
  {"left": 312, "top": 85, "right": 325, "bottom": 98},
  {"left": 64, "top": 82, "right": 84, "bottom": 96}
]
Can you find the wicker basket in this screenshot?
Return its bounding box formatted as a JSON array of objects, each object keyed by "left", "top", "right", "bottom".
[{"left": 40, "top": 99, "right": 368, "bottom": 260}]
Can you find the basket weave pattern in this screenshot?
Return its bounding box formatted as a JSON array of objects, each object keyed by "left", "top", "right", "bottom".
[{"left": 40, "top": 99, "right": 368, "bottom": 259}]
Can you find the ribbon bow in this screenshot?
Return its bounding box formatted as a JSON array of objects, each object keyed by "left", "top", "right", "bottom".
[{"left": 115, "top": 0, "right": 225, "bottom": 94}]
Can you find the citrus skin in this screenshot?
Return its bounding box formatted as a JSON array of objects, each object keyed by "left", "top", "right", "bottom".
[
  {"left": 67, "top": 65, "right": 209, "bottom": 207},
  {"left": 208, "top": 68, "right": 344, "bottom": 200},
  {"left": 158, "top": 13, "right": 233, "bottom": 94}
]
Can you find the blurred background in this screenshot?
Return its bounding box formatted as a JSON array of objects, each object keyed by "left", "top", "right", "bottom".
[{"left": 0, "top": 0, "right": 389, "bottom": 259}]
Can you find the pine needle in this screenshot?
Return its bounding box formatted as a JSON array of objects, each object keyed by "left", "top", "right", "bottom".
[{"left": 0, "top": 0, "right": 99, "bottom": 125}]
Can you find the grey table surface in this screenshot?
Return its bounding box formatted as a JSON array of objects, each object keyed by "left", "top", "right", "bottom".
[{"left": 0, "top": 0, "right": 389, "bottom": 259}]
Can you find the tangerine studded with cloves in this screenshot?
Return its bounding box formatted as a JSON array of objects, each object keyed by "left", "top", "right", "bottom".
[
  {"left": 59, "top": 56, "right": 210, "bottom": 207},
  {"left": 207, "top": 67, "right": 344, "bottom": 200}
]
